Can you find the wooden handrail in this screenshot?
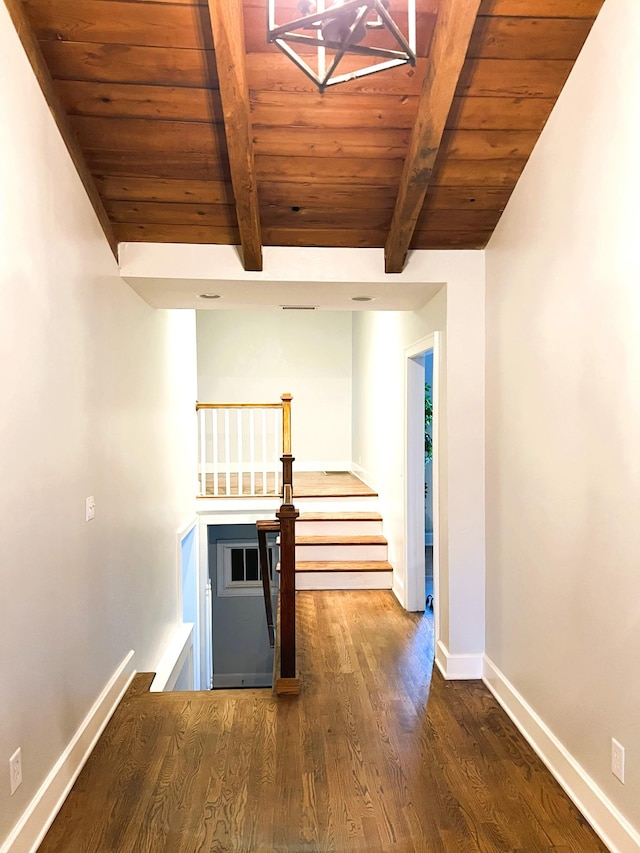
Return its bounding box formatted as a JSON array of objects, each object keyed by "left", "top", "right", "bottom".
[
  {"left": 196, "top": 402, "right": 283, "bottom": 410},
  {"left": 257, "top": 519, "right": 279, "bottom": 649}
]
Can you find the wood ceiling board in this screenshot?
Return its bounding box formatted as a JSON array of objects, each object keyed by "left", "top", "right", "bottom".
[
  {"left": 477, "top": 0, "right": 603, "bottom": 15},
  {"left": 40, "top": 42, "right": 219, "bottom": 88},
  {"left": 446, "top": 96, "right": 556, "bottom": 131},
  {"left": 95, "top": 177, "right": 235, "bottom": 205},
  {"left": 260, "top": 184, "right": 399, "bottom": 210},
  {"left": 456, "top": 58, "right": 573, "bottom": 98},
  {"left": 252, "top": 126, "right": 412, "bottom": 159},
  {"left": 415, "top": 208, "right": 503, "bottom": 230},
  {"left": 56, "top": 81, "right": 223, "bottom": 123},
  {"left": 105, "top": 200, "right": 238, "bottom": 227},
  {"left": 84, "top": 149, "right": 231, "bottom": 182},
  {"left": 71, "top": 116, "right": 227, "bottom": 157},
  {"left": 261, "top": 228, "right": 387, "bottom": 249},
  {"left": 245, "top": 54, "right": 428, "bottom": 95},
  {"left": 439, "top": 128, "right": 539, "bottom": 160},
  {"left": 421, "top": 186, "right": 512, "bottom": 210},
  {"left": 260, "top": 207, "right": 393, "bottom": 231},
  {"left": 250, "top": 91, "right": 419, "bottom": 129},
  {"left": 23, "top": 0, "right": 213, "bottom": 50},
  {"left": 430, "top": 158, "right": 528, "bottom": 186},
  {"left": 468, "top": 16, "right": 596, "bottom": 60},
  {"left": 255, "top": 156, "right": 404, "bottom": 183},
  {"left": 114, "top": 223, "right": 240, "bottom": 243},
  {"left": 385, "top": 0, "right": 482, "bottom": 273},
  {"left": 3, "top": 0, "right": 117, "bottom": 257},
  {"left": 411, "top": 230, "right": 493, "bottom": 248},
  {"left": 207, "top": 0, "right": 262, "bottom": 270}
]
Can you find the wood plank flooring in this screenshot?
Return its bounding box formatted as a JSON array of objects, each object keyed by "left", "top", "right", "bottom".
[{"left": 38, "top": 592, "right": 608, "bottom": 853}]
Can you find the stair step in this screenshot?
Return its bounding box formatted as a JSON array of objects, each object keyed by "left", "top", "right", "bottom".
[
  {"left": 296, "top": 560, "right": 392, "bottom": 573},
  {"left": 296, "top": 513, "right": 384, "bottom": 536},
  {"left": 295, "top": 535, "right": 387, "bottom": 545}
]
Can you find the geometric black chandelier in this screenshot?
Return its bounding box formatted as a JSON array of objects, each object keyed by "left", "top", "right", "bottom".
[{"left": 267, "top": 0, "right": 416, "bottom": 93}]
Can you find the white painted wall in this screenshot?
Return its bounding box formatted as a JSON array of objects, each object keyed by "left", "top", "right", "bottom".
[
  {"left": 352, "top": 252, "right": 485, "bottom": 674},
  {"left": 485, "top": 0, "right": 640, "bottom": 842},
  {"left": 196, "top": 310, "right": 352, "bottom": 468},
  {"left": 0, "top": 5, "right": 196, "bottom": 848}
]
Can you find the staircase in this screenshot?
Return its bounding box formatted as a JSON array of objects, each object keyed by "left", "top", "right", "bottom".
[{"left": 293, "top": 511, "right": 393, "bottom": 590}]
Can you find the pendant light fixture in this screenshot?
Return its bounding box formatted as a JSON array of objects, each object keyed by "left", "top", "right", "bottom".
[{"left": 267, "top": 0, "right": 416, "bottom": 93}]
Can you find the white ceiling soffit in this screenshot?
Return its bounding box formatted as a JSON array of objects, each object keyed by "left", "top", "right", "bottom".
[{"left": 118, "top": 244, "right": 453, "bottom": 311}]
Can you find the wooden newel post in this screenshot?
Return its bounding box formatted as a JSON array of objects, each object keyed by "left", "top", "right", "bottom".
[
  {"left": 277, "top": 495, "right": 299, "bottom": 683},
  {"left": 281, "top": 393, "right": 294, "bottom": 500},
  {"left": 281, "top": 393, "right": 293, "bottom": 456}
]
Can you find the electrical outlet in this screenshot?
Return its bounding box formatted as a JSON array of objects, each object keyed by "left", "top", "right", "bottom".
[
  {"left": 9, "top": 748, "right": 22, "bottom": 795},
  {"left": 612, "top": 738, "right": 625, "bottom": 783},
  {"left": 85, "top": 496, "right": 95, "bottom": 522}
]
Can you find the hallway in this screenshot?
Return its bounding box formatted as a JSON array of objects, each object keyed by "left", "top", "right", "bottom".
[{"left": 37, "top": 591, "right": 605, "bottom": 853}]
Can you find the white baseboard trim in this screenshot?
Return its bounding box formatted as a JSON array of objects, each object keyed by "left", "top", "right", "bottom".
[
  {"left": 1, "top": 650, "right": 136, "bottom": 853},
  {"left": 350, "top": 463, "right": 378, "bottom": 493},
  {"left": 483, "top": 656, "right": 640, "bottom": 853},
  {"left": 392, "top": 573, "right": 406, "bottom": 609},
  {"left": 435, "top": 640, "right": 483, "bottom": 680},
  {"left": 150, "top": 623, "right": 194, "bottom": 692},
  {"left": 213, "top": 673, "right": 272, "bottom": 689}
]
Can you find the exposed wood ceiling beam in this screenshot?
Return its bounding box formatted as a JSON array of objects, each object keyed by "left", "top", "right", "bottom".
[
  {"left": 385, "top": 0, "right": 482, "bottom": 273},
  {"left": 206, "top": 0, "right": 262, "bottom": 272},
  {"left": 3, "top": 0, "right": 119, "bottom": 259}
]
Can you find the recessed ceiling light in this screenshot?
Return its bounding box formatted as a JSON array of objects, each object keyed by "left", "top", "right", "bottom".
[
  {"left": 351, "top": 296, "right": 374, "bottom": 302},
  {"left": 199, "top": 293, "right": 221, "bottom": 299}
]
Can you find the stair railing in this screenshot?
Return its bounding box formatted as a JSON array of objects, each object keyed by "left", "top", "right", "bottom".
[
  {"left": 196, "top": 393, "right": 293, "bottom": 498},
  {"left": 257, "top": 519, "right": 279, "bottom": 648}
]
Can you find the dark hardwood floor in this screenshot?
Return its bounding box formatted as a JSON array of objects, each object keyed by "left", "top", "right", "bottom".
[{"left": 38, "top": 591, "right": 607, "bottom": 853}]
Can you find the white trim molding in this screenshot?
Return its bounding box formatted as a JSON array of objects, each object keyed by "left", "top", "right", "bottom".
[
  {"left": 1, "top": 651, "right": 136, "bottom": 853},
  {"left": 150, "top": 624, "right": 194, "bottom": 692},
  {"left": 435, "top": 639, "right": 483, "bottom": 680},
  {"left": 483, "top": 656, "right": 640, "bottom": 853},
  {"left": 350, "top": 462, "right": 378, "bottom": 494}
]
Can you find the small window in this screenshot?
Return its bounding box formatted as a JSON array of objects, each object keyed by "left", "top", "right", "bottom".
[{"left": 217, "top": 540, "right": 278, "bottom": 597}]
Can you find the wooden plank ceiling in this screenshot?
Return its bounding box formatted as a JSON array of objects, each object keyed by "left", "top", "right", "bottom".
[{"left": 10, "top": 0, "right": 604, "bottom": 271}]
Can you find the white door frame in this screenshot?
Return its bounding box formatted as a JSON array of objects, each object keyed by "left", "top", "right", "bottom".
[{"left": 404, "top": 334, "right": 439, "bottom": 638}]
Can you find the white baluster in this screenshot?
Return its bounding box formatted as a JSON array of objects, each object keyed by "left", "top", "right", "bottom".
[
  {"left": 250, "top": 409, "right": 256, "bottom": 495},
  {"left": 224, "top": 409, "right": 231, "bottom": 496},
  {"left": 212, "top": 409, "right": 219, "bottom": 496},
  {"left": 274, "top": 408, "right": 280, "bottom": 496},
  {"left": 199, "top": 408, "right": 206, "bottom": 496},
  {"left": 237, "top": 408, "right": 243, "bottom": 495},
  {"left": 261, "top": 409, "right": 267, "bottom": 495}
]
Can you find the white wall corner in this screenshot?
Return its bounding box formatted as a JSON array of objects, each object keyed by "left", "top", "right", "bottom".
[
  {"left": 483, "top": 656, "right": 640, "bottom": 853},
  {"left": 392, "top": 573, "right": 406, "bottom": 609},
  {"left": 350, "top": 461, "right": 378, "bottom": 494},
  {"left": 435, "top": 640, "right": 483, "bottom": 680},
  {"left": 150, "top": 623, "right": 195, "bottom": 692},
  {"left": 0, "top": 651, "right": 136, "bottom": 853}
]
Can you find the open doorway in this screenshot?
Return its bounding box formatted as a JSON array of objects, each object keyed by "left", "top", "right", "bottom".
[{"left": 405, "top": 334, "right": 439, "bottom": 637}]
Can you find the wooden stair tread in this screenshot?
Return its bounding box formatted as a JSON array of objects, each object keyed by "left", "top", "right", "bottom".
[
  {"left": 297, "top": 511, "right": 382, "bottom": 521},
  {"left": 296, "top": 561, "right": 393, "bottom": 572},
  {"left": 295, "top": 535, "right": 387, "bottom": 545}
]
